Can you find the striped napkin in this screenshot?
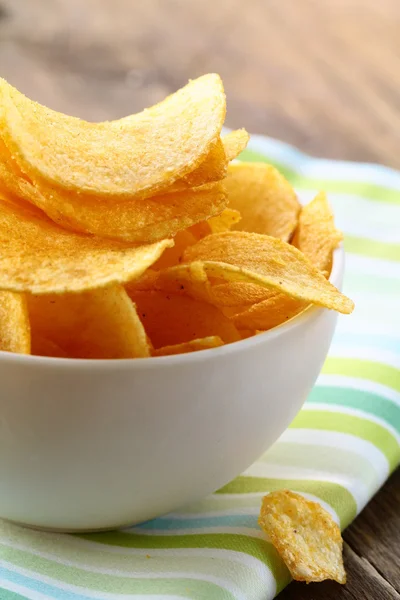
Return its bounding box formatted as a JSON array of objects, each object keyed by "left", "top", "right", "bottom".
[{"left": 0, "top": 135, "right": 399, "bottom": 600}]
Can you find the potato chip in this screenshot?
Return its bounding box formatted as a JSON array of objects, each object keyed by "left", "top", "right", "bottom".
[
  {"left": 0, "top": 196, "right": 173, "bottom": 294},
  {"left": 226, "top": 163, "right": 300, "bottom": 241},
  {"left": 152, "top": 336, "right": 224, "bottom": 357},
  {"left": 0, "top": 151, "right": 228, "bottom": 243},
  {"left": 233, "top": 294, "right": 307, "bottom": 330},
  {"left": 0, "top": 291, "right": 30, "bottom": 353},
  {"left": 126, "top": 290, "right": 240, "bottom": 348},
  {"left": 222, "top": 129, "right": 250, "bottom": 161},
  {"left": 233, "top": 192, "right": 343, "bottom": 329},
  {"left": 182, "top": 232, "right": 354, "bottom": 314},
  {"left": 259, "top": 490, "right": 346, "bottom": 584},
  {"left": 0, "top": 74, "right": 226, "bottom": 198},
  {"left": 28, "top": 285, "right": 150, "bottom": 359},
  {"left": 31, "top": 335, "right": 68, "bottom": 358},
  {"left": 292, "top": 191, "right": 343, "bottom": 276}
]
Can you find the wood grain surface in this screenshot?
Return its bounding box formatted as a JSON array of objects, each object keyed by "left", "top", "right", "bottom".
[{"left": 0, "top": 1, "right": 399, "bottom": 598}]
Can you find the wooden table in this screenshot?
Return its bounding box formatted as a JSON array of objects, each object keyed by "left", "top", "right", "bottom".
[{"left": 1, "top": 1, "right": 399, "bottom": 597}]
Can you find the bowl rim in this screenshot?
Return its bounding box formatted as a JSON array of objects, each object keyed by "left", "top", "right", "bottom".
[{"left": 0, "top": 243, "right": 344, "bottom": 370}]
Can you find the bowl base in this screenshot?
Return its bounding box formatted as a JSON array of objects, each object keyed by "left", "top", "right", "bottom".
[{"left": 5, "top": 519, "right": 121, "bottom": 534}]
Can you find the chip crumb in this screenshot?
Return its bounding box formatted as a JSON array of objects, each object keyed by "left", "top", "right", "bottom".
[{"left": 258, "top": 489, "right": 346, "bottom": 585}]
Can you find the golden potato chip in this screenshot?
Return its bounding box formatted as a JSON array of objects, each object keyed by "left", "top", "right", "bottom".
[
  {"left": 259, "top": 490, "right": 346, "bottom": 584},
  {"left": 0, "top": 291, "right": 30, "bottom": 353},
  {"left": 31, "top": 335, "right": 68, "bottom": 358},
  {"left": 0, "top": 196, "right": 173, "bottom": 294},
  {"left": 0, "top": 74, "right": 226, "bottom": 198},
  {"left": 226, "top": 163, "right": 300, "bottom": 241},
  {"left": 126, "top": 290, "right": 240, "bottom": 348},
  {"left": 292, "top": 192, "right": 343, "bottom": 276},
  {"left": 0, "top": 153, "right": 227, "bottom": 243},
  {"left": 222, "top": 129, "right": 250, "bottom": 161},
  {"left": 28, "top": 285, "right": 150, "bottom": 359},
  {"left": 152, "top": 336, "right": 224, "bottom": 357},
  {"left": 233, "top": 294, "right": 307, "bottom": 331},
  {"left": 182, "top": 232, "right": 354, "bottom": 314}
]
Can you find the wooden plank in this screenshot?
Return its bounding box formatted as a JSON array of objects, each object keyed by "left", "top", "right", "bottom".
[
  {"left": 344, "top": 469, "right": 400, "bottom": 594},
  {"left": 278, "top": 542, "right": 400, "bottom": 599},
  {"left": 1, "top": 0, "right": 399, "bottom": 166}
]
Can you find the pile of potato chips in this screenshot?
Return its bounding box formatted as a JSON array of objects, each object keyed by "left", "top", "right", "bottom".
[{"left": 0, "top": 74, "right": 353, "bottom": 359}]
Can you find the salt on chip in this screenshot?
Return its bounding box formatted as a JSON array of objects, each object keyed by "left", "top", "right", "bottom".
[
  {"left": 222, "top": 129, "right": 250, "bottom": 161},
  {"left": 292, "top": 191, "right": 343, "bottom": 276},
  {"left": 0, "top": 195, "right": 173, "bottom": 294},
  {"left": 226, "top": 163, "right": 300, "bottom": 241},
  {"left": 28, "top": 285, "right": 150, "bottom": 359},
  {"left": 0, "top": 74, "right": 226, "bottom": 198},
  {"left": 127, "top": 290, "right": 240, "bottom": 349},
  {"left": 259, "top": 490, "right": 346, "bottom": 584},
  {"left": 0, "top": 291, "right": 30, "bottom": 354},
  {"left": 182, "top": 232, "right": 354, "bottom": 314},
  {"left": 152, "top": 336, "right": 224, "bottom": 357}
]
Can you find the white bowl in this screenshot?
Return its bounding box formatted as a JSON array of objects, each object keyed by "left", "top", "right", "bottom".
[{"left": 0, "top": 246, "right": 344, "bottom": 532}]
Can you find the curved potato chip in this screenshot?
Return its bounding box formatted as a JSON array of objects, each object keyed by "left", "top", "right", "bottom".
[
  {"left": 0, "top": 291, "right": 30, "bottom": 353},
  {"left": 152, "top": 336, "right": 224, "bottom": 357},
  {"left": 259, "top": 490, "right": 346, "bottom": 584},
  {"left": 0, "top": 196, "right": 173, "bottom": 294},
  {"left": 226, "top": 163, "right": 300, "bottom": 241},
  {"left": 0, "top": 152, "right": 227, "bottom": 242},
  {"left": 0, "top": 74, "right": 226, "bottom": 198},
  {"left": 31, "top": 335, "right": 68, "bottom": 358},
  {"left": 182, "top": 232, "right": 354, "bottom": 314},
  {"left": 28, "top": 286, "right": 150, "bottom": 359},
  {"left": 126, "top": 290, "right": 240, "bottom": 348},
  {"left": 292, "top": 191, "right": 343, "bottom": 276},
  {"left": 222, "top": 129, "right": 250, "bottom": 162}
]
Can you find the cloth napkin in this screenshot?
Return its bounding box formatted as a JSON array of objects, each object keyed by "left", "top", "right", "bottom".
[{"left": 1, "top": 135, "right": 399, "bottom": 600}]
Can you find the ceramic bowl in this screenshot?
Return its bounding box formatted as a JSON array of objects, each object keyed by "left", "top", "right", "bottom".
[{"left": 0, "top": 245, "right": 344, "bottom": 531}]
